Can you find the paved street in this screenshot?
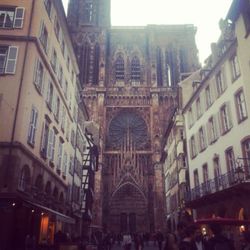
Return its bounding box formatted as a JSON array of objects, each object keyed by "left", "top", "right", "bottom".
[{"left": 111, "top": 241, "right": 161, "bottom": 250}]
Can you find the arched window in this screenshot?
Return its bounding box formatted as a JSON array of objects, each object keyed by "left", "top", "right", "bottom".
[
  {"left": 18, "top": 165, "right": 30, "bottom": 191},
  {"left": 131, "top": 56, "right": 140, "bottom": 82},
  {"left": 115, "top": 55, "right": 125, "bottom": 81}
]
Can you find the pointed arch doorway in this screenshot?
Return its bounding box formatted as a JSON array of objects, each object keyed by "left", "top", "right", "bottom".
[{"left": 109, "top": 182, "right": 148, "bottom": 233}]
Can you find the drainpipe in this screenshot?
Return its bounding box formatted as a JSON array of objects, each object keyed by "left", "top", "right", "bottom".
[{"left": 4, "top": 0, "right": 36, "bottom": 189}]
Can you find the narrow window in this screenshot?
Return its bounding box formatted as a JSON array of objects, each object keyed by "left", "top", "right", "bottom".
[
  {"left": 208, "top": 116, "right": 217, "bottom": 143},
  {"left": 230, "top": 54, "right": 240, "bottom": 81},
  {"left": 213, "top": 157, "right": 222, "bottom": 190},
  {"left": 0, "top": 46, "right": 18, "bottom": 74},
  {"left": 199, "top": 127, "right": 206, "bottom": 151},
  {"left": 205, "top": 86, "right": 212, "bottom": 108},
  {"left": 47, "top": 128, "right": 55, "bottom": 162},
  {"left": 62, "top": 153, "right": 68, "bottom": 176},
  {"left": 57, "top": 139, "right": 63, "bottom": 171},
  {"left": 225, "top": 147, "right": 235, "bottom": 184},
  {"left": 188, "top": 108, "right": 194, "bottom": 127},
  {"left": 54, "top": 17, "right": 60, "bottom": 40},
  {"left": 196, "top": 98, "right": 202, "bottom": 119},
  {"left": 58, "top": 65, "right": 63, "bottom": 86},
  {"left": 39, "top": 22, "right": 48, "bottom": 52},
  {"left": 44, "top": 0, "right": 52, "bottom": 17},
  {"left": 216, "top": 71, "right": 225, "bottom": 96},
  {"left": 220, "top": 104, "right": 232, "bottom": 133},
  {"left": 131, "top": 56, "right": 141, "bottom": 83},
  {"left": 34, "top": 59, "right": 44, "bottom": 93},
  {"left": 51, "top": 49, "right": 57, "bottom": 73},
  {"left": 115, "top": 55, "right": 125, "bottom": 81},
  {"left": 193, "top": 169, "right": 200, "bottom": 197},
  {"left": 202, "top": 164, "right": 210, "bottom": 193},
  {"left": 242, "top": 139, "right": 250, "bottom": 174},
  {"left": 27, "top": 106, "right": 38, "bottom": 146},
  {"left": 235, "top": 90, "right": 247, "bottom": 122},
  {"left": 14, "top": 7, "right": 25, "bottom": 28},
  {"left": 46, "top": 80, "right": 53, "bottom": 110},
  {"left": 41, "top": 120, "right": 49, "bottom": 158},
  {"left": 190, "top": 135, "right": 196, "bottom": 158}
]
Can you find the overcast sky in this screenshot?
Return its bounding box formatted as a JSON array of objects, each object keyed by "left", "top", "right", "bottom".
[{"left": 62, "top": 0, "right": 233, "bottom": 64}]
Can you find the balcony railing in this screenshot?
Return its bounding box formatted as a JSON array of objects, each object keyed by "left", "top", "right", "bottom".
[{"left": 185, "top": 168, "right": 250, "bottom": 202}]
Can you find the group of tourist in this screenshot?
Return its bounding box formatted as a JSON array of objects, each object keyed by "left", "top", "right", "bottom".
[{"left": 93, "top": 223, "right": 250, "bottom": 250}]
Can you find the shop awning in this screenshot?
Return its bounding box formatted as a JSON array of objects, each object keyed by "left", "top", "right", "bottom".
[{"left": 26, "top": 201, "right": 75, "bottom": 224}]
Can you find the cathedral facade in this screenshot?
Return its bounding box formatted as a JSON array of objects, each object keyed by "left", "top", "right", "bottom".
[{"left": 67, "top": 0, "right": 200, "bottom": 233}]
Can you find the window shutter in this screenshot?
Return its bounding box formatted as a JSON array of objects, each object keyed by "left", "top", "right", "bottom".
[
  {"left": 28, "top": 108, "right": 35, "bottom": 142},
  {"left": 63, "top": 153, "right": 67, "bottom": 175},
  {"left": 46, "top": 81, "right": 51, "bottom": 104},
  {"left": 202, "top": 126, "right": 207, "bottom": 148},
  {"left": 52, "top": 93, "right": 57, "bottom": 116},
  {"left": 227, "top": 102, "right": 233, "bottom": 129},
  {"left": 221, "top": 65, "right": 227, "bottom": 91},
  {"left": 195, "top": 133, "right": 199, "bottom": 154},
  {"left": 52, "top": 133, "right": 56, "bottom": 162},
  {"left": 33, "top": 59, "right": 38, "bottom": 84},
  {"left": 33, "top": 108, "right": 38, "bottom": 144},
  {"left": 40, "top": 122, "right": 46, "bottom": 154},
  {"left": 47, "top": 128, "right": 54, "bottom": 159},
  {"left": 206, "top": 120, "right": 211, "bottom": 145},
  {"left": 14, "top": 7, "right": 25, "bottom": 28},
  {"left": 5, "top": 46, "right": 18, "bottom": 74},
  {"left": 41, "top": 71, "right": 46, "bottom": 96},
  {"left": 216, "top": 111, "right": 223, "bottom": 136}
]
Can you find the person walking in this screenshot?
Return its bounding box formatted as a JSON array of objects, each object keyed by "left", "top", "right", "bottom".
[
  {"left": 122, "top": 232, "right": 132, "bottom": 250},
  {"left": 164, "top": 230, "right": 178, "bottom": 250},
  {"left": 179, "top": 225, "right": 197, "bottom": 250},
  {"left": 156, "top": 230, "right": 164, "bottom": 250},
  {"left": 207, "top": 223, "right": 235, "bottom": 250}
]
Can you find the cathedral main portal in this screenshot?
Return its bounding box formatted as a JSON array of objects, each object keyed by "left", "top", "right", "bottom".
[{"left": 103, "top": 109, "right": 154, "bottom": 233}]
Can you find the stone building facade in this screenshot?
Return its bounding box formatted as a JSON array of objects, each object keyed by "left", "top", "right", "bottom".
[
  {"left": 0, "top": 0, "right": 94, "bottom": 248},
  {"left": 67, "top": 0, "right": 200, "bottom": 233}
]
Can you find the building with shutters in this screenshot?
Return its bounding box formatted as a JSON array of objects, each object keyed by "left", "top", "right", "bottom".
[
  {"left": 182, "top": 1, "right": 250, "bottom": 239},
  {"left": 67, "top": 0, "right": 200, "bottom": 233},
  {"left": 0, "top": 0, "right": 93, "bottom": 249}
]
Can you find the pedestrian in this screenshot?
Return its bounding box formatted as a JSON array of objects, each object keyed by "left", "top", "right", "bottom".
[
  {"left": 194, "top": 228, "right": 206, "bottom": 250},
  {"left": 122, "top": 232, "right": 132, "bottom": 250},
  {"left": 164, "top": 230, "right": 178, "bottom": 250},
  {"left": 156, "top": 230, "right": 164, "bottom": 250},
  {"left": 242, "top": 231, "right": 250, "bottom": 250},
  {"left": 207, "top": 223, "right": 235, "bottom": 250},
  {"left": 179, "top": 225, "right": 197, "bottom": 250},
  {"left": 134, "top": 232, "right": 144, "bottom": 250}
]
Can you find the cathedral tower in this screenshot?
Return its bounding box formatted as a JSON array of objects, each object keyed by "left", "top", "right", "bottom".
[{"left": 67, "top": 0, "right": 200, "bottom": 232}]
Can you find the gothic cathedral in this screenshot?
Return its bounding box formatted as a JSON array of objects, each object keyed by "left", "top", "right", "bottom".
[{"left": 67, "top": 0, "right": 200, "bottom": 233}]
